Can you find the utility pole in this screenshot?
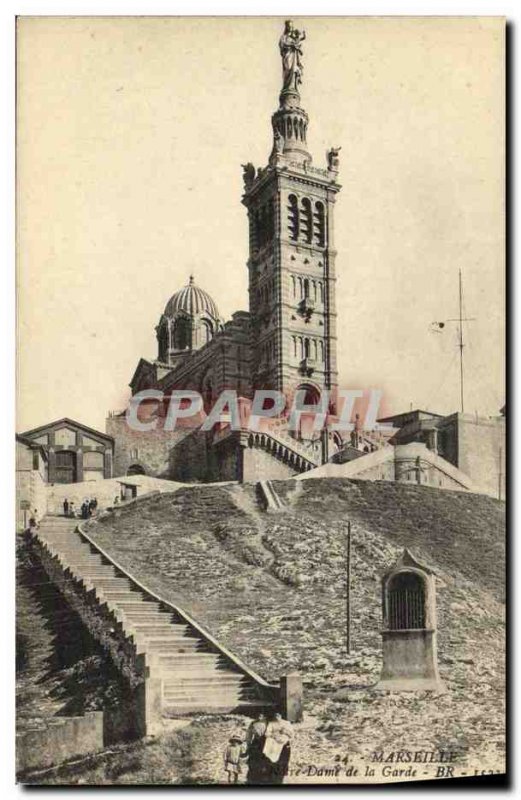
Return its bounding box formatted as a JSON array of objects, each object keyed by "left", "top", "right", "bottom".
[
  {"left": 346, "top": 521, "right": 351, "bottom": 654},
  {"left": 498, "top": 446, "right": 502, "bottom": 501},
  {"left": 458, "top": 269, "right": 464, "bottom": 413}
]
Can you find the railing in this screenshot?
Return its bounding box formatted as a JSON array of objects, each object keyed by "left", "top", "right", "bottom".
[{"left": 78, "top": 520, "right": 279, "bottom": 697}]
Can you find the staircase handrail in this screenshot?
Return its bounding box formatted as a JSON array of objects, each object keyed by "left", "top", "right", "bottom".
[{"left": 77, "top": 520, "right": 278, "bottom": 693}]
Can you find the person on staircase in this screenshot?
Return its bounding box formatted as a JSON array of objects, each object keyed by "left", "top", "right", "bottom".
[{"left": 63, "top": 498, "right": 69, "bottom": 517}]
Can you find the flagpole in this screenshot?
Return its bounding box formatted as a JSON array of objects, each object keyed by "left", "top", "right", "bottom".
[{"left": 459, "top": 269, "right": 464, "bottom": 413}]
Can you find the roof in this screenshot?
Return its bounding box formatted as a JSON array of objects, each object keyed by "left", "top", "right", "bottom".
[
  {"left": 378, "top": 409, "right": 444, "bottom": 424},
  {"left": 163, "top": 276, "right": 221, "bottom": 321},
  {"left": 16, "top": 434, "right": 49, "bottom": 460},
  {"left": 19, "top": 417, "right": 114, "bottom": 444}
]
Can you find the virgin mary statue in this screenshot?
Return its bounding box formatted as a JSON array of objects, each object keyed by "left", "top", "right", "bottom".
[{"left": 279, "top": 21, "right": 306, "bottom": 94}]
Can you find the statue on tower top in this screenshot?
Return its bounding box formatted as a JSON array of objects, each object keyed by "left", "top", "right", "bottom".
[{"left": 279, "top": 20, "right": 306, "bottom": 94}]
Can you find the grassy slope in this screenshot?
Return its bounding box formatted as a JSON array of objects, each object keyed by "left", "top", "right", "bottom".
[{"left": 80, "top": 479, "right": 505, "bottom": 780}]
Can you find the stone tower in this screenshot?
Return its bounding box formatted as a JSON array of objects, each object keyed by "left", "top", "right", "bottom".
[{"left": 242, "top": 20, "right": 341, "bottom": 415}]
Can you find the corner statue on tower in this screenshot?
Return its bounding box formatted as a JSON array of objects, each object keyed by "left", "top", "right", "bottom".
[{"left": 279, "top": 20, "right": 306, "bottom": 94}]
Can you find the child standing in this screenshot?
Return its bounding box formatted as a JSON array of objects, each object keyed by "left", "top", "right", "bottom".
[{"left": 224, "top": 733, "right": 246, "bottom": 784}]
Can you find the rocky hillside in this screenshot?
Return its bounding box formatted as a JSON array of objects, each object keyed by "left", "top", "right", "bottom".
[{"left": 85, "top": 479, "right": 505, "bottom": 777}]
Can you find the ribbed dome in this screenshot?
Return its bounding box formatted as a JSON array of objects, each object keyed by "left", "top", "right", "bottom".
[{"left": 164, "top": 276, "right": 220, "bottom": 320}]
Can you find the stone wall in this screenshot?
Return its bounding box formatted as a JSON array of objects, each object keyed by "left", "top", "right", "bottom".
[
  {"left": 16, "top": 441, "right": 48, "bottom": 529},
  {"left": 45, "top": 475, "right": 180, "bottom": 515},
  {"left": 106, "top": 414, "right": 192, "bottom": 478},
  {"left": 442, "top": 414, "right": 505, "bottom": 499},
  {"left": 27, "top": 531, "right": 159, "bottom": 739},
  {"left": 298, "top": 443, "right": 476, "bottom": 492},
  {"left": 16, "top": 711, "right": 103, "bottom": 774},
  {"left": 169, "top": 430, "right": 211, "bottom": 482}
]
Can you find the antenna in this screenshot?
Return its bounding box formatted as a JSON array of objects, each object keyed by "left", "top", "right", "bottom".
[
  {"left": 458, "top": 269, "right": 464, "bottom": 412},
  {"left": 431, "top": 270, "right": 476, "bottom": 414}
]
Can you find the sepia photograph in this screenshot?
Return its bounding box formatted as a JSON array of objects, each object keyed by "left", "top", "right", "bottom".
[{"left": 14, "top": 14, "right": 505, "bottom": 786}]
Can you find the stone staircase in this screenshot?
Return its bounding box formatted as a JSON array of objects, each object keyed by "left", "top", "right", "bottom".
[
  {"left": 33, "top": 516, "right": 277, "bottom": 718},
  {"left": 257, "top": 480, "right": 285, "bottom": 512},
  {"left": 248, "top": 429, "right": 319, "bottom": 474}
]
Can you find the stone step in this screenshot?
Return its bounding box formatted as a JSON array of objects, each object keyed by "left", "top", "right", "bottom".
[
  {"left": 110, "top": 601, "right": 160, "bottom": 608},
  {"left": 125, "top": 621, "right": 191, "bottom": 632},
  {"left": 161, "top": 674, "right": 247, "bottom": 686},
  {"left": 162, "top": 700, "right": 267, "bottom": 713},
  {"left": 63, "top": 564, "right": 106, "bottom": 571},
  {"left": 163, "top": 686, "right": 257, "bottom": 705},
  {"left": 155, "top": 655, "right": 223, "bottom": 666},
  {"left": 145, "top": 639, "right": 208, "bottom": 649},
  {"left": 143, "top": 639, "right": 211, "bottom": 658}
]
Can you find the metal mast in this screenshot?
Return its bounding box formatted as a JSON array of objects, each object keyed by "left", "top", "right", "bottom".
[{"left": 458, "top": 269, "right": 464, "bottom": 413}]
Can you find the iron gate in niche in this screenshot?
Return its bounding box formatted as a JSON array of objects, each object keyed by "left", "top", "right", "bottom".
[{"left": 387, "top": 571, "right": 425, "bottom": 629}]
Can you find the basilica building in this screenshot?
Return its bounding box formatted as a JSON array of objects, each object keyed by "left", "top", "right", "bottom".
[{"left": 107, "top": 22, "right": 349, "bottom": 482}]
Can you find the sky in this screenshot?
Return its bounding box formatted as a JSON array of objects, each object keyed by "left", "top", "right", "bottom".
[{"left": 16, "top": 16, "right": 505, "bottom": 432}]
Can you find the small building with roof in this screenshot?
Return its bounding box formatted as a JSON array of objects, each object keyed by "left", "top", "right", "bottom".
[{"left": 19, "top": 418, "right": 114, "bottom": 485}]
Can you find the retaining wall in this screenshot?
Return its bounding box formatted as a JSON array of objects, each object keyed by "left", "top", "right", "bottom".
[
  {"left": 27, "top": 531, "right": 158, "bottom": 738},
  {"left": 16, "top": 711, "right": 103, "bottom": 774}
]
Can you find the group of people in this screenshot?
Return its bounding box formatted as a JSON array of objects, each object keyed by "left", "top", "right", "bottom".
[
  {"left": 63, "top": 497, "right": 98, "bottom": 519},
  {"left": 224, "top": 711, "right": 293, "bottom": 785}
]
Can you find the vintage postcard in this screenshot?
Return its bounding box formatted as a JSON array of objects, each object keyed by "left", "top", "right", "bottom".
[{"left": 16, "top": 16, "right": 505, "bottom": 785}]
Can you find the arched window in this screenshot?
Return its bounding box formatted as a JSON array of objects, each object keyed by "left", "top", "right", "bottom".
[
  {"left": 304, "top": 338, "right": 310, "bottom": 358},
  {"left": 288, "top": 194, "right": 299, "bottom": 241},
  {"left": 173, "top": 317, "right": 191, "bottom": 350},
  {"left": 158, "top": 324, "right": 169, "bottom": 361},
  {"left": 301, "top": 198, "right": 312, "bottom": 244},
  {"left": 201, "top": 319, "right": 213, "bottom": 344},
  {"left": 127, "top": 464, "right": 146, "bottom": 476},
  {"left": 297, "top": 383, "right": 321, "bottom": 405},
  {"left": 387, "top": 572, "right": 425, "bottom": 630},
  {"left": 303, "top": 278, "right": 310, "bottom": 298},
  {"left": 314, "top": 201, "right": 326, "bottom": 247}
]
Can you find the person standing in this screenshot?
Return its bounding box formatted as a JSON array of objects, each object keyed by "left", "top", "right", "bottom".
[
  {"left": 223, "top": 733, "right": 246, "bottom": 784},
  {"left": 262, "top": 712, "right": 293, "bottom": 784},
  {"left": 63, "top": 498, "right": 69, "bottom": 517},
  {"left": 245, "top": 712, "right": 268, "bottom": 784}
]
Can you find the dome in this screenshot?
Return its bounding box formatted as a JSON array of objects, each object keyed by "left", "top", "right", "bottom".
[{"left": 164, "top": 276, "right": 220, "bottom": 321}]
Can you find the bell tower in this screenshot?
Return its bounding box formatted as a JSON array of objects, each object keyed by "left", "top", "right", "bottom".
[{"left": 242, "top": 20, "right": 341, "bottom": 413}]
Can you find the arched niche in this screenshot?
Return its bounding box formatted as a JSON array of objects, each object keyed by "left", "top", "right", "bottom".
[{"left": 376, "top": 549, "right": 446, "bottom": 693}]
